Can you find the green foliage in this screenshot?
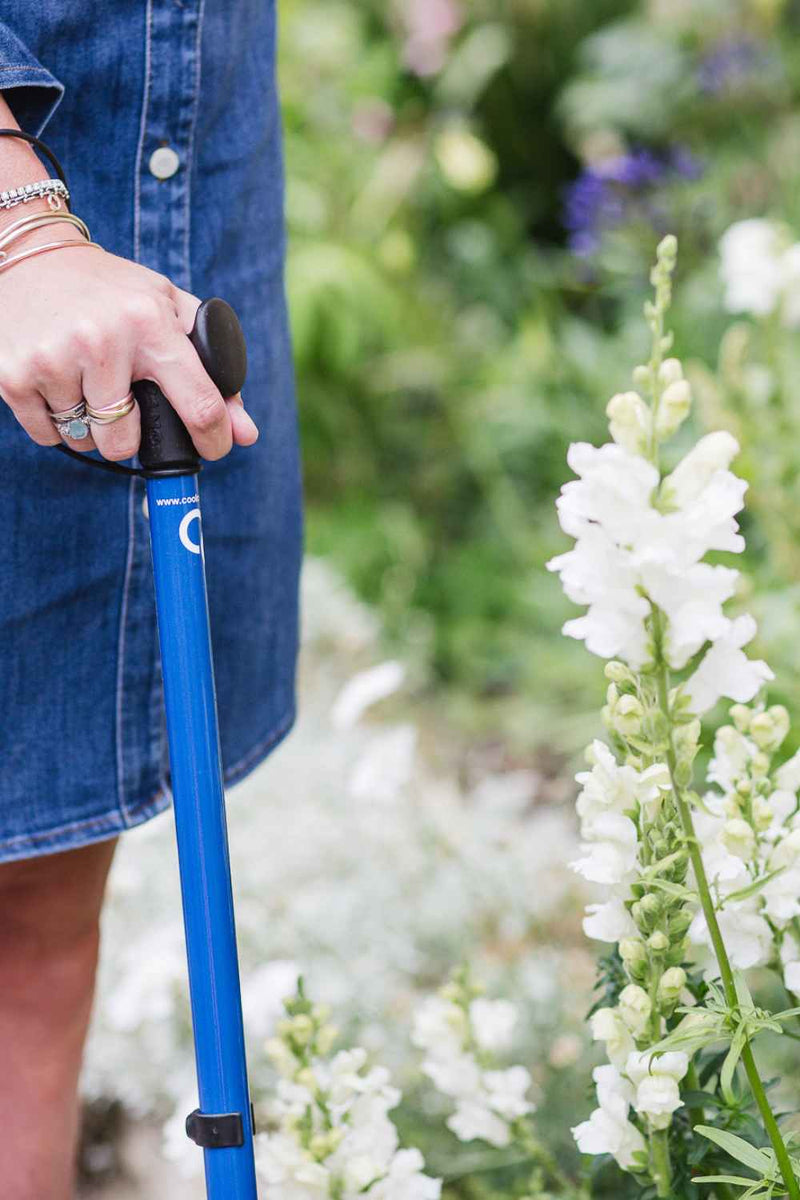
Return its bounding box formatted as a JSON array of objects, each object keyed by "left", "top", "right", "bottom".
[{"left": 279, "top": 0, "right": 800, "bottom": 757}]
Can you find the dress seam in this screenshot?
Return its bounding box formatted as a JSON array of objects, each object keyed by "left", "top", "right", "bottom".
[
  {"left": 184, "top": 0, "right": 206, "bottom": 292},
  {"left": 133, "top": 0, "right": 154, "bottom": 264},
  {"left": 115, "top": 477, "right": 138, "bottom": 824}
]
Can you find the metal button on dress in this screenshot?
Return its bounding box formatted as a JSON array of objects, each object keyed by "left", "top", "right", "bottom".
[{"left": 148, "top": 146, "right": 181, "bottom": 180}]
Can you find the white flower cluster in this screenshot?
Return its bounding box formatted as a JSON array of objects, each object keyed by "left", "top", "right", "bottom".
[
  {"left": 719, "top": 218, "right": 800, "bottom": 327},
  {"left": 412, "top": 991, "right": 534, "bottom": 1148},
  {"left": 546, "top": 428, "right": 772, "bottom": 714},
  {"left": 256, "top": 992, "right": 440, "bottom": 1200},
  {"left": 571, "top": 1049, "right": 689, "bottom": 1170},
  {"left": 688, "top": 708, "right": 800, "bottom": 989}
]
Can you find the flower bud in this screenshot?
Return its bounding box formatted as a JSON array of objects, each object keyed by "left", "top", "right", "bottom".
[
  {"left": 749, "top": 706, "right": 790, "bottom": 753},
  {"left": 658, "top": 967, "right": 687, "bottom": 1003},
  {"left": 614, "top": 693, "right": 645, "bottom": 737},
  {"left": 647, "top": 930, "right": 669, "bottom": 953},
  {"left": 607, "top": 391, "right": 652, "bottom": 455},
  {"left": 721, "top": 817, "right": 756, "bottom": 861},
  {"left": 657, "top": 234, "right": 678, "bottom": 265},
  {"left": 296, "top": 1066, "right": 317, "bottom": 1092},
  {"left": 668, "top": 908, "right": 692, "bottom": 937},
  {"left": 605, "top": 660, "right": 636, "bottom": 685},
  {"left": 752, "top": 795, "right": 774, "bottom": 831},
  {"left": 632, "top": 893, "right": 662, "bottom": 930},
  {"left": 265, "top": 1036, "right": 297, "bottom": 1077},
  {"left": 658, "top": 358, "right": 683, "bottom": 386},
  {"left": 770, "top": 828, "right": 800, "bottom": 869},
  {"left": 655, "top": 378, "right": 691, "bottom": 440},
  {"left": 317, "top": 1023, "right": 339, "bottom": 1056},
  {"left": 289, "top": 1014, "right": 315, "bottom": 1046},
  {"left": 752, "top": 752, "right": 770, "bottom": 778},
  {"left": 632, "top": 365, "right": 650, "bottom": 390},
  {"left": 619, "top": 937, "right": 648, "bottom": 972},
  {"left": 729, "top": 704, "right": 752, "bottom": 733},
  {"left": 618, "top": 984, "right": 652, "bottom": 1037}
]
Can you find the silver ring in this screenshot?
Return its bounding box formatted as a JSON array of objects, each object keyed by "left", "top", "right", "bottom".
[
  {"left": 85, "top": 391, "right": 136, "bottom": 426},
  {"left": 49, "top": 399, "right": 91, "bottom": 441}
]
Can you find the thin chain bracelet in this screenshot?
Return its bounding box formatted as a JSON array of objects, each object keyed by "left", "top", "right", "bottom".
[
  {"left": 0, "top": 238, "right": 102, "bottom": 275},
  {"left": 0, "top": 211, "right": 91, "bottom": 254},
  {"left": 0, "top": 179, "right": 69, "bottom": 211}
]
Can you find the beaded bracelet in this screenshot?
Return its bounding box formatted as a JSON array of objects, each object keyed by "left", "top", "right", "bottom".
[{"left": 0, "top": 179, "right": 69, "bottom": 211}]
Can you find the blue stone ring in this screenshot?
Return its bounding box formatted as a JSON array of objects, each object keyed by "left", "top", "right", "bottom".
[{"left": 49, "top": 399, "right": 91, "bottom": 441}]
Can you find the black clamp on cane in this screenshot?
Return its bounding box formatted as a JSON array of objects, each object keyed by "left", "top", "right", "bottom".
[{"left": 185, "top": 1101, "right": 256, "bottom": 1149}]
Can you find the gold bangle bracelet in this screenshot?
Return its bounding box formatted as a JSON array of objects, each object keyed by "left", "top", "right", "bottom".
[
  {"left": 0, "top": 238, "right": 102, "bottom": 275},
  {"left": 0, "top": 210, "right": 92, "bottom": 253}
]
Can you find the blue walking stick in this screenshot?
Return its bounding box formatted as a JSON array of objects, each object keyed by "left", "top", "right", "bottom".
[{"left": 55, "top": 298, "right": 259, "bottom": 1199}]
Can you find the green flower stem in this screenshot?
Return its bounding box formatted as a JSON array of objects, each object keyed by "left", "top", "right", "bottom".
[
  {"left": 653, "top": 630, "right": 800, "bottom": 1200},
  {"left": 650, "top": 1128, "right": 672, "bottom": 1198}
]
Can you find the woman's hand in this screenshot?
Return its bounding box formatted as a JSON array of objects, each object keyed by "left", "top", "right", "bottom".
[{"left": 0, "top": 221, "right": 258, "bottom": 460}]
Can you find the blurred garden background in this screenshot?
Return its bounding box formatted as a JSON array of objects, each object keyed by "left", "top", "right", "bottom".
[{"left": 79, "top": 0, "right": 800, "bottom": 1195}]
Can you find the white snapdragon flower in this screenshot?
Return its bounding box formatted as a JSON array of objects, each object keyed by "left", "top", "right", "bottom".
[
  {"left": 761, "top": 863, "right": 800, "bottom": 925},
  {"left": 422, "top": 1053, "right": 481, "bottom": 1099},
  {"left": 618, "top": 985, "right": 653, "bottom": 1039},
  {"left": 583, "top": 895, "right": 637, "bottom": 943},
  {"left": 775, "top": 749, "right": 800, "bottom": 794},
  {"left": 411, "top": 996, "right": 466, "bottom": 1060},
  {"left": 572, "top": 1064, "right": 646, "bottom": 1171},
  {"left": 690, "top": 900, "right": 772, "bottom": 970},
  {"left": 781, "top": 934, "right": 800, "bottom": 995},
  {"left": 368, "top": 1150, "right": 442, "bottom": 1200},
  {"left": 570, "top": 811, "right": 640, "bottom": 885},
  {"left": 684, "top": 615, "right": 773, "bottom": 715},
  {"left": 707, "top": 723, "right": 755, "bottom": 791},
  {"left": 575, "top": 741, "right": 668, "bottom": 828},
  {"left": 719, "top": 218, "right": 800, "bottom": 328},
  {"left": 719, "top": 219, "right": 787, "bottom": 318},
  {"left": 482, "top": 1066, "right": 535, "bottom": 1121},
  {"left": 625, "top": 1050, "right": 688, "bottom": 1131},
  {"left": 448, "top": 1100, "right": 511, "bottom": 1147},
  {"left": 638, "top": 561, "right": 737, "bottom": 669},
  {"left": 660, "top": 432, "right": 741, "bottom": 509},
  {"left": 692, "top": 805, "right": 750, "bottom": 892},
  {"left": 255, "top": 1132, "right": 331, "bottom": 1198},
  {"left": 590, "top": 1007, "right": 636, "bottom": 1069},
  {"left": 469, "top": 999, "right": 517, "bottom": 1054}
]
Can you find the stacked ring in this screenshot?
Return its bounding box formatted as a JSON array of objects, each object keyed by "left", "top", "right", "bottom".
[
  {"left": 49, "top": 399, "right": 90, "bottom": 441},
  {"left": 85, "top": 391, "right": 136, "bottom": 425}
]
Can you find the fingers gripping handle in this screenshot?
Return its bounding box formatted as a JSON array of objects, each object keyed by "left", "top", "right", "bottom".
[{"left": 135, "top": 297, "right": 248, "bottom": 476}]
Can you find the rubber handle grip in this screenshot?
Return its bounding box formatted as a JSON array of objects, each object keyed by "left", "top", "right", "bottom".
[{"left": 135, "top": 297, "right": 248, "bottom": 474}]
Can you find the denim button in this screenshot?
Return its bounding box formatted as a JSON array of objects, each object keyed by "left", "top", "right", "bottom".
[{"left": 149, "top": 146, "right": 180, "bottom": 180}]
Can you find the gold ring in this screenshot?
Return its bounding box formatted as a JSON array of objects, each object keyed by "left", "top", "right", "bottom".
[{"left": 85, "top": 391, "right": 136, "bottom": 425}]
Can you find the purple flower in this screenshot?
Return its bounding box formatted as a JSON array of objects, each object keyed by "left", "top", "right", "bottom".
[
  {"left": 562, "top": 145, "right": 703, "bottom": 258},
  {"left": 696, "top": 36, "right": 768, "bottom": 95}
]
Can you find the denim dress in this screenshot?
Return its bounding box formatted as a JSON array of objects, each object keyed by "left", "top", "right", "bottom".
[{"left": 0, "top": 2, "right": 303, "bottom": 862}]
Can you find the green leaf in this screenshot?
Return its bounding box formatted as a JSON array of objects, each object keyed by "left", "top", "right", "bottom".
[
  {"left": 647, "top": 877, "right": 695, "bottom": 900},
  {"left": 695, "top": 1125, "right": 776, "bottom": 1174},
  {"left": 693, "top": 1176, "right": 763, "bottom": 1186},
  {"left": 725, "top": 868, "right": 787, "bottom": 905}
]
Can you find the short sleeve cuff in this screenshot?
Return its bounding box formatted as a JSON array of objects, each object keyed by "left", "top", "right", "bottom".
[{"left": 0, "top": 23, "right": 65, "bottom": 137}]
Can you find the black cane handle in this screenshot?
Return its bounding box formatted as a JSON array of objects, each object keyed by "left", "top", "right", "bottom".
[{"left": 135, "top": 297, "right": 248, "bottom": 475}]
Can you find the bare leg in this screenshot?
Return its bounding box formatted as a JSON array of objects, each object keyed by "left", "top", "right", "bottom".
[{"left": 0, "top": 837, "right": 118, "bottom": 1200}]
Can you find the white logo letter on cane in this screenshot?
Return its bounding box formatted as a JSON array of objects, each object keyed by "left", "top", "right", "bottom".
[{"left": 179, "top": 507, "right": 201, "bottom": 554}]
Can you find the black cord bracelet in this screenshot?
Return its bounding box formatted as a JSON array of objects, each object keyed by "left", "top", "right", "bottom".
[{"left": 0, "top": 128, "right": 70, "bottom": 199}]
